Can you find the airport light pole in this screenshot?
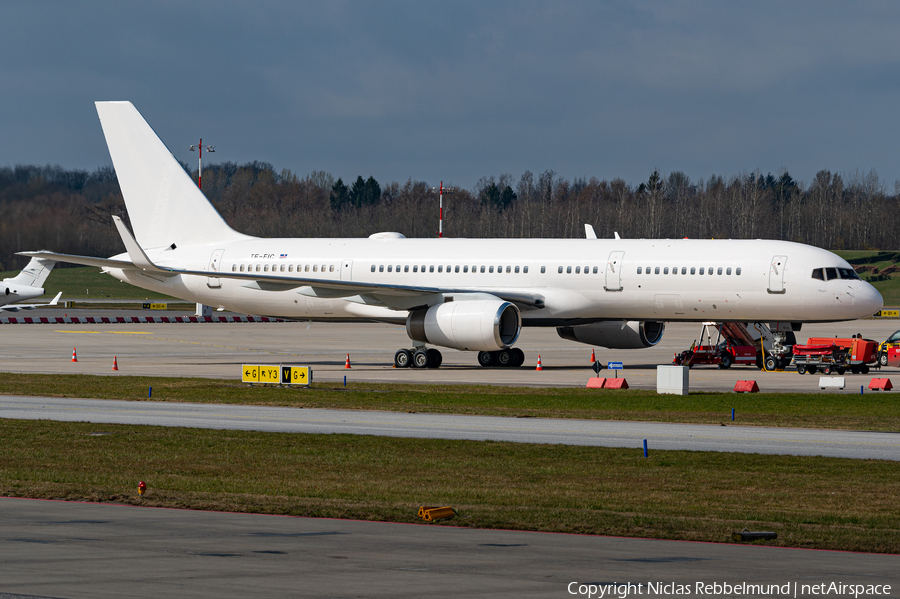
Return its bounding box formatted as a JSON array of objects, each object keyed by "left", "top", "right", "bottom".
[
  {"left": 430, "top": 181, "right": 455, "bottom": 238},
  {"left": 189, "top": 139, "right": 215, "bottom": 190}
]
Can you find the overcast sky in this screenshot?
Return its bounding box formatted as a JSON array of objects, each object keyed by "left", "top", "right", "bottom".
[{"left": 3, "top": 1, "right": 900, "bottom": 190}]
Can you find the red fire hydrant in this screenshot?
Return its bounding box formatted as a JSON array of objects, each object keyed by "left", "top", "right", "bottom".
[{"left": 138, "top": 481, "right": 147, "bottom": 496}]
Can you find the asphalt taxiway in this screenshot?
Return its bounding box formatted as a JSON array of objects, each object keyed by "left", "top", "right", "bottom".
[
  {"left": 1, "top": 498, "right": 897, "bottom": 599},
  {"left": 2, "top": 395, "right": 898, "bottom": 460}
]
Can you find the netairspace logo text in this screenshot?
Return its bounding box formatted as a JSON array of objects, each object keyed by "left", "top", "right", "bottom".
[{"left": 567, "top": 581, "right": 892, "bottom": 598}]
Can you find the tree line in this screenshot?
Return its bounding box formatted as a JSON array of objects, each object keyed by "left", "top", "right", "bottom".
[{"left": 1, "top": 161, "right": 898, "bottom": 272}]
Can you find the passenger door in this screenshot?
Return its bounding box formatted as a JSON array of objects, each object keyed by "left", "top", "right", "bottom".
[
  {"left": 604, "top": 251, "right": 625, "bottom": 291},
  {"left": 207, "top": 249, "right": 225, "bottom": 288},
  {"left": 768, "top": 255, "right": 787, "bottom": 294}
]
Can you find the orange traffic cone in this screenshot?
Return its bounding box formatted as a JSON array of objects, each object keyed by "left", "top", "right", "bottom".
[
  {"left": 344, "top": 353, "right": 352, "bottom": 369},
  {"left": 535, "top": 355, "right": 543, "bottom": 371},
  {"left": 112, "top": 356, "right": 119, "bottom": 371},
  {"left": 71, "top": 348, "right": 78, "bottom": 362},
  {"left": 590, "top": 348, "right": 596, "bottom": 363}
]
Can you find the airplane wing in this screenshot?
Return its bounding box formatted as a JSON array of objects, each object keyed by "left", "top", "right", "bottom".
[{"left": 0, "top": 291, "right": 63, "bottom": 312}]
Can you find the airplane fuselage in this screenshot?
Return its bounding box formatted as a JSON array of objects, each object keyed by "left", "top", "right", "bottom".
[{"left": 104, "top": 237, "right": 882, "bottom": 325}]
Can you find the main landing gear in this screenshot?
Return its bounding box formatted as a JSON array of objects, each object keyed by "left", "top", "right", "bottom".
[
  {"left": 394, "top": 348, "right": 443, "bottom": 369},
  {"left": 477, "top": 348, "right": 526, "bottom": 368},
  {"left": 392, "top": 347, "right": 526, "bottom": 368}
]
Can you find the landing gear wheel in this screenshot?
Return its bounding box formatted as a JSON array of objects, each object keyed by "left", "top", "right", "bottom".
[
  {"left": 394, "top": 349, "right": 412, "bottom": 368},
  {"left": 477, "top": 351, "right": 494, "bottom": 367},
  {"left": 765, "top": 356, "right": 777, "bottom": 371},
  {"left": 412, "top": 349, "right": 430, "bottom": 368},
  {"left": 511, "top": 348, "right": 525, "bottom": 368},
  {"left": 880, "top": 353, "right": 889, "bottom": 367},
  {"left": 495, "top": 349, "right": 513, "bottom": 367},
  {"left": 797, "top": 364, "right": 805, "bottom": 375},
  {"left": 718, "top": 353, "right": 733, "bottom": 369},
  {"left": 426, "top": 348, "right": 442, "bottom": 368}
]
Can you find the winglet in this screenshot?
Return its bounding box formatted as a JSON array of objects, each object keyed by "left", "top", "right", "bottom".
[
  {"left": 48, "top": 291, "right": 63, "bottom": 306},
  {"left": 584, "top": 224, "right": 597, "bottom": 239},
  {"left": 113, "top": 215, "right": 167, "bottom": 272}
]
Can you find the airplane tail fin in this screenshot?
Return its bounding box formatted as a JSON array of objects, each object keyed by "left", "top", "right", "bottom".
[
  {"left": 94, "top": 101, "right": 249, "bottom": 250},
  {"left": 7, "top": 258, "right": 55, "bottom": 287}
]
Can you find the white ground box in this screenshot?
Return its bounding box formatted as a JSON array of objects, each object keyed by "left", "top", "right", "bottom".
[
  {"left": 819, "top": 377, "right": 845, "bottom": 390},
  {"left": 657, "top": 365, "right": 689, "bottom": 395}
]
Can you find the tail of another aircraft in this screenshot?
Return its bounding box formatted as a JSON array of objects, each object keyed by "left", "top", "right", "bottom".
[
  {"left": 5, "top": 258, "right": 55, "bottom": 287},
  {"left": 95, "top": 101, "right": 249, "bottom": 250}
]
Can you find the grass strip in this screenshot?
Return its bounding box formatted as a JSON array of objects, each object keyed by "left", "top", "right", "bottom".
[
  {"left": 1, "top": 419, "right": 897, "bottom": 553},
  {"left": 1, "top": 372, "right": 899, "bottom": 431}
]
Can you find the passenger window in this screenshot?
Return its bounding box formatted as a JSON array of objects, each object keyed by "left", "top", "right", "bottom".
[
  {"left": 708, "top": 267, "right": 714, "bottom": 275},
  {"left": 313, "top": 265, "right": 318, "bottom": 272},
  {"left": 490, "top": 266, "right": 495, "bottom": 273},
  {"left": 371, "top": 265, "right": 376, "bottom": 272},
  {"left": 438, "top": 265, "right": 443, "bottom": 273},
  {"left": 288, "top": 265, "right": 293, "bottom": 272},
  {"left": 455, "top": 265, "right": 460, "bottom": 273},
  {"left": 567, "top": 266, "right": 572, "bottom": 274},
  {"left": 726, "top": 267, "right": 732, "bottom": 275},
  {"left": 826, "top": 267, "right": 838, "bottom": 280},
  {"left": 239, "top": 265, "right": 244, "bottom": 272},
  {"left": 717, "top": 267, "right": 722, "bottom": 275},
  {"left": 540, "top": 266, "right": 545, "bottom": 273},
  {"left": 637, "top": 267, "right": 642, "bottom": 274},
  {"left": 558, "top": 266, "right": 563, "bottom": 273},
  {"left": 404, "top": 265, "right": 409, "bottom": 273},
  {"left": 583, "top": 265, "right": 589, "bottom": 274},
  {"left": 691, "top": 267, "right": 696, "bottom": 275},
  {"left": 506, "top": 266, "right": 511, "bottom": 273},
  {"left": 413, "top": 265, "right": 418, "bottom": 273},
  {"left": 514, "top": 266, "right": 519, "bottom": 273},
  {"left": 463, "top": 265, "right": 468, "bottom": 273},
  {"left": 378, "top": 265, "right": 383, "bottom": 272},
  {"left": 429, "top": 265, "right": 434, "bottom": 273},
  {"left": 663, "top": 267, "right": 669, "bottom": 274},
  {"left": 681, "top": 267, "right": 687, "bottom": 275},
  {"left": 264, "top": 265, "right": 269, "bottom": 272},
  {"left": 592, "top": 266, "right": 598, "bottom": 274},
  {"left": 654, "top": 267, "right": 660, "bottom": 274},
  {"left": 524, "top": 266, "right": 529, "bottom": 273},
  {"left": 575, "top": 266, "right": 581, "bottom": 274},
  {"left": 699, "top": 267, "right": 704, "bottom": 275},
  {"left": 321, "top": 264, "right": 326, "bottom": 272},
  {"left": 736, "top": 267, "right": 741, "bottom": 275},
  {"left": 481, "top": 265, "right": 486, "bottom": 273}
]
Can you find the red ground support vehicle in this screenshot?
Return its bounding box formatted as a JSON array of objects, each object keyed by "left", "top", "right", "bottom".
[
  {"left": 673, "top": 323, "right": 760, "bottom": 369},
  {"left": 790, "top": 336, "right": 877, "bottom": 375}
]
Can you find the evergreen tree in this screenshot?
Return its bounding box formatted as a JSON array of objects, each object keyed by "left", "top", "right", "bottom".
[{"left": 330, "top": 178, "right": 350, "bottom": 211}]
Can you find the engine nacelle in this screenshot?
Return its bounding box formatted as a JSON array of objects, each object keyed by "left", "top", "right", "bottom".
[
  {"left": 557, "top": 320, "right": 665, "bottom": 349},
  {"left": 407, "top": 300, "right": 521, "bottom": 352}
]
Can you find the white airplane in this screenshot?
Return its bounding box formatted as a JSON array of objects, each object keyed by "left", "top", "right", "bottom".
[
  {"left": 0, "top": 257, "right": 62, "bottom": 312},
  {"left": 21, "top": 102, "right": 883, "bottom": 368}
]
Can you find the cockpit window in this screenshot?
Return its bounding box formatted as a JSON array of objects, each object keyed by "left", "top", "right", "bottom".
[
  {"left": 825, "top": 267, "right": 838, "bottom": 280},
  {"left": 838, "top": 268, "right": 859, "bottom": 280},
  {"left": 811, "top": 268, "right": 824, "bottom": 281}
]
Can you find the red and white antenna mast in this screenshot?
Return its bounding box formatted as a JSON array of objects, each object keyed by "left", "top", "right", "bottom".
[
  {"left": 189, "top": 138, "right": 215, "bottom": 190},
  {"left": 431, "top": 181, "right": 455, "bottom": 237}
]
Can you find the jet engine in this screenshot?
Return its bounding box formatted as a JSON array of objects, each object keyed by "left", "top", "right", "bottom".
[
  {"left": 557, "top": 320, "right": 665, "bottom": 349},
  {"left": 407, "top": 300, "right": 521, "bottom": 352}
]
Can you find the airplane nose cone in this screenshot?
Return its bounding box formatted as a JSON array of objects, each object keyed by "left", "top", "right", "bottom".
[{"left": 854, "top": 282, "right": 883, "bottom": 317}]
